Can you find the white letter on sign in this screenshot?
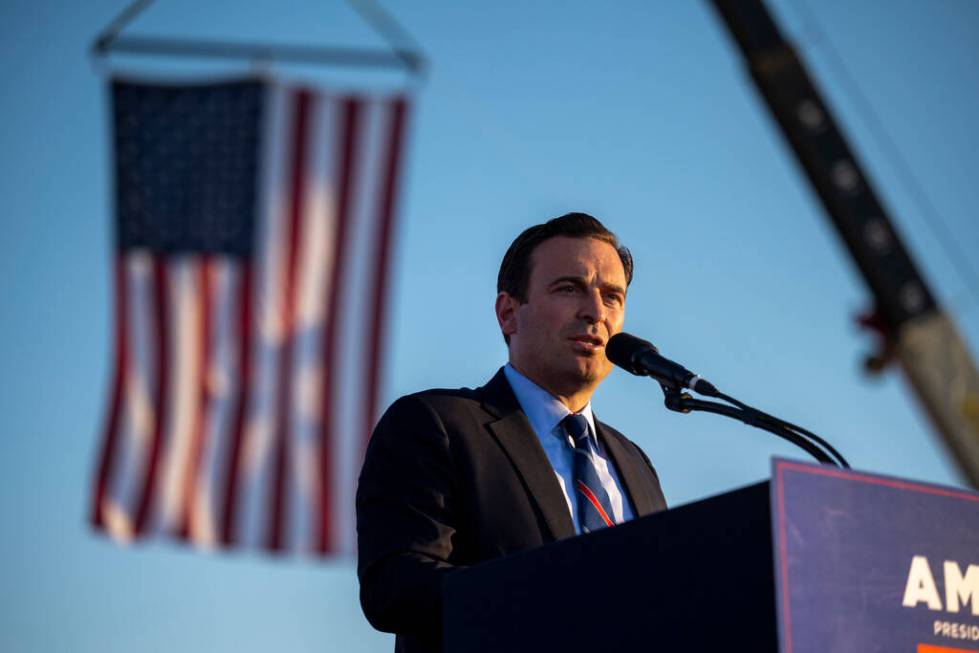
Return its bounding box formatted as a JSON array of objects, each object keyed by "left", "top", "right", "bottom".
[
  {"left": 944, "top": 561, "right": 979, "bottom": 616},
  {"left": 903, "top": 556, "right": 943, "bottom": 611}
]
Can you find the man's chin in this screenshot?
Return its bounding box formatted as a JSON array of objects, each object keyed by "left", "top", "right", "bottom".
[{"left": 567, "top": 359, "right": 610, "bottom": 386}]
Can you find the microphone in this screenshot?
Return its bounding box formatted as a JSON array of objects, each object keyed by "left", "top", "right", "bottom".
[{"left": 606, "top": 332, "right": 719, "bottom": 397}]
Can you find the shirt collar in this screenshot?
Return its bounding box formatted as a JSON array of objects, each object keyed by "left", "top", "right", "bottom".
[{"left": 503, "top": 363, "right": 597, "bottom": 443}]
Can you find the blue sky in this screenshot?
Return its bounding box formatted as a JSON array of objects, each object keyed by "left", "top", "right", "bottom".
[{"left": 1, "top": 1, "right": 977, "bottom": 651}]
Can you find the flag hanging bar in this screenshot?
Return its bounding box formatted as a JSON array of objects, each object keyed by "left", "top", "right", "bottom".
[
  {"left": 91, "top": 0, "right": 427, "bottom": 76},
  {"left": 93, "top": 36, "right": 424, "bottom": 73}
]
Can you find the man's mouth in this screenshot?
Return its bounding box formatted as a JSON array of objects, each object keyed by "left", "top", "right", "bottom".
[{"left": 568, "top": 335, "right": 604, "bottom": 353}]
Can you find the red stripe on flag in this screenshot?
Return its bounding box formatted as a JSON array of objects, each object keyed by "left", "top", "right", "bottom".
[
  {"left": 266, "top": 89, "right": 312, "bottom": 552},
  {"left": 576, "top": 480, "right": 614, "bottom": 527},
  {"left": 220, "top": 264, "right": 254, "bottom": 546},
  {"left": 361, "top": 98, "right": 408, "bottom": 460},
  {"left": 133, "top": 255, "right": 171, "bottom": 537},
  {"left": 91, "top": 255, "right": 130, "bottom": 528},
  {"left": 316, "top": 97, "right": 362, "bottom": 554},
  {"left": 177, "top": 257, "right": 213, "bottom": 540}
]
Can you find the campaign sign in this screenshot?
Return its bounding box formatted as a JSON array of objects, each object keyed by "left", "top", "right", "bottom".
[{"left": 771, "top": 459, "right": 979, "bottom": 653}]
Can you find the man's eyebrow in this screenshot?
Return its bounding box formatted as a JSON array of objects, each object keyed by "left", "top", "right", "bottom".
[
  {"left": 548, "top": 276, "right": 626, "bottom": 296},
  {"left": 548, "top": 275, "right": 586, "bottom": 288}
]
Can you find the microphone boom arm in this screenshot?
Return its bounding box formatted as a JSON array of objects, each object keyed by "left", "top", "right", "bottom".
[
  {"left": 606, "top": 331, "right": 850, "bottom": 468},
  {"left": 661, "top": 388, "right": 846, "bottom": 467}
]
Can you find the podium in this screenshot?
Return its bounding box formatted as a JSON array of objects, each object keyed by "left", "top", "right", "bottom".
[{"left": 443, "top": 459, "right": 979, "bottom": 653}]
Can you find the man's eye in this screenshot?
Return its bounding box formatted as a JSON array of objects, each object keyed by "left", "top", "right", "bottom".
[
  {"left": 557, "top": 285, "right": 577, "bottom": 293},
  {"left": 604, "top": 294, "right": 623, "bottom": 306}
]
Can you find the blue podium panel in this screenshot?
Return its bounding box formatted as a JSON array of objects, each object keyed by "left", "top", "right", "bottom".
[{"left": 771, "top": 459, "right": 979, "bottom": 653}]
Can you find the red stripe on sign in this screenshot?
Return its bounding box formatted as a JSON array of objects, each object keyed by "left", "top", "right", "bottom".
[
  {"left": 316, "top": 97, "right": 362, "bottom": 554},
  {"left": 775, "top": 464, "right": 795, "bottom": 653},
  {"left": 576, "top": 480, "right": 614, "bottom": 527},
  {"left": 177, "top": 257, "right": 213, "bottom": 540},
  {"left": 133, "top": 255, "right": 171, "bottom": 537},
  {"left": 91, "top": 255, "right": 130, "bottom": 528},
  {"left": 361, "top": 98, "right": 408, "bottom": 461},
  {"left": 776, "top": 460, "right": 979, "bottom": 503},
  {"left": 266, "top": 88, "right": 312, "bottom": 552},
  {"left": 220, "top": 263, "right": 254, "bottom": 546}
]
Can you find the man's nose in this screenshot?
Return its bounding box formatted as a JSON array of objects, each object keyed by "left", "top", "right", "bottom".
[{"left": 578, "top": 289, "right": 607, "bottom": 323}]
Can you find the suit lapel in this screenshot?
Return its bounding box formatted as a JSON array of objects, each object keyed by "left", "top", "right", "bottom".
[
  {"left": 480, "top": 370, "right": 576, "bottom": 540},
  {"left": 596, "top": 421, "right": 657, "bottom": 517}
]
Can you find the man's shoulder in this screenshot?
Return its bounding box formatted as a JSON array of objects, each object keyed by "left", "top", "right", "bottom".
[
  {"left": 386, "top": 369, "right": 510, "bottom": 414},
  {"left": 369, "top": 377, "right": 510, "bottom": 452},
  {"left": 379, "top": 369, "right": 510, "bottom": 425},
  {"left": 392, "top": 381, "right": 484, "bottom": 408},
  {"left": 411, "top": 384, "right": 483, "bottom": 402}
]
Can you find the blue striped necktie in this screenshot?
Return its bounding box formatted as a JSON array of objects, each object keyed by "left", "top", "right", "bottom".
[{"left": 562, "top": 414, "right": 616, "bottom": 532}]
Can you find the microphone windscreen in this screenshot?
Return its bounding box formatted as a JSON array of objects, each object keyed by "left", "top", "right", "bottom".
[{"left": 606, "top": 332, "right": 658, "bottom": 374}]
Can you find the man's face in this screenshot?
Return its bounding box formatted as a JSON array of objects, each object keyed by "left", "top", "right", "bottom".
[{"left": 498, "top": 236, "right": 627, "bottom": 403}]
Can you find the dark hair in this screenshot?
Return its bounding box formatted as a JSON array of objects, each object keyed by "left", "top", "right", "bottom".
[{"left": 497, "top": 212, "right": 633, "bottom": 302}]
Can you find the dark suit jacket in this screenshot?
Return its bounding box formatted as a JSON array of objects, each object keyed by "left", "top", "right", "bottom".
[{"left": 356, "top": 368, "right": 667, "bottom": 653}]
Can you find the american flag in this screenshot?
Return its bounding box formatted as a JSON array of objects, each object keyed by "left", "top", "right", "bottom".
[{"left": 90, "top": 77, "right": 408, "bottom": 556}]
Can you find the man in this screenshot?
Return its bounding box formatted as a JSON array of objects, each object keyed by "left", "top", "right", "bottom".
[{"left": 356, "top": 213, "right": 667, "bottom": 652}]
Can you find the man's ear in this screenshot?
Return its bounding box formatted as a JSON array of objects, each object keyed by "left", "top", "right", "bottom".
[{"left": 495, "top": 292, "right": 518, "bottom": 339}]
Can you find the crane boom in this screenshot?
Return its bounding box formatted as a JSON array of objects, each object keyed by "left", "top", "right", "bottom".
[{"left": 708, "top": 0, "right": 979, "bottom": 487}]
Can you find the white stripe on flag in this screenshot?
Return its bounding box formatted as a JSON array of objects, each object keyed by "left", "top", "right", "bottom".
[{"left": 157, "top": 257, "right": 202, "bottom": 534}]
